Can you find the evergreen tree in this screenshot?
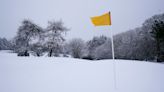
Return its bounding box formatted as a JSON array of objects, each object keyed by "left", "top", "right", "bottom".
[{"left": 151, "top": 20, "right": 164, "bottom": 62}]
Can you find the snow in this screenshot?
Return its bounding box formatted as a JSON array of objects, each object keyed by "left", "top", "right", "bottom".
[{"left": 0, "top": 50, "right": 164, "bottom": 92}]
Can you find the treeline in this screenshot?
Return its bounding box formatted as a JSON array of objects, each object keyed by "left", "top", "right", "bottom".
[
  {"left": 113, "top": 13, "right": 164, "bottom": 62},
  {"left": 0, "top": 13, "right": 164, "bottom": 62}
]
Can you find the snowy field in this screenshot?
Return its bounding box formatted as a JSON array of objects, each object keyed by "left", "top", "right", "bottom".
[{"left": 0, "top": 50, "right": 164, "bottom": 92}]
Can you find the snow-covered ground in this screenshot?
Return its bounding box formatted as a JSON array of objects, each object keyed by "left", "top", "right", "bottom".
[{"left": 0, "top": 50, "right": 164, "bottom": 92}]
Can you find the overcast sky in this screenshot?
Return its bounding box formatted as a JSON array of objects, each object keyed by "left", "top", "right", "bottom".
[{"left": 0, "top": 0, "right": 164, "bottom": 40}]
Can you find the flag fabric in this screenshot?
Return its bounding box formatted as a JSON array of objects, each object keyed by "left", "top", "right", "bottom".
[{"left": 91, "top": 12, "right": 111, "bottom": 26}]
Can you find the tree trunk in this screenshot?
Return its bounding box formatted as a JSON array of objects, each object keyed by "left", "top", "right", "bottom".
[
  {"left": 24, "top": 50, "right": 29, "bottom": 56},
  {"left": 36, "top": 52, "right": 40, "bottom": 57},
  {"left": 49, "top": 49, "right": 53, "bottom": 57},
  {"left": 156, "top": 39, "right": 161, "bottom": 62}
]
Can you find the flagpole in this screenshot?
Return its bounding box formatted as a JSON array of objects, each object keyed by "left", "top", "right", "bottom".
[
  {"left": 111, "top": 28, "right": 115, "bottom": 60},
  {"left": 91, "top": 11, "right": 117, "bottom": 89},
  {"left": 110, "top": 20, "right": 117, "bottom": 89}
]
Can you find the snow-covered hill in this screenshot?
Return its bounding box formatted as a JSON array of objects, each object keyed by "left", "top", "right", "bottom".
[{"left": 0, "top": 50, "right": 164, "bottom": 92}]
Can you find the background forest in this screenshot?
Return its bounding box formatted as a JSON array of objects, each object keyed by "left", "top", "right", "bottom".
[{"left": 0, "top": 13, "right": 164, "bottom": 62}]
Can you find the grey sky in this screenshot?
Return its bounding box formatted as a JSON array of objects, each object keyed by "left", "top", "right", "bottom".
[{"left": 0, "top": 0, "right": 164, "bottom": 40}]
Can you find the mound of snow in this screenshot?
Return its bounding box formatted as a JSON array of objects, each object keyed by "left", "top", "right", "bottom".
[{"left": 0, "top": 50, "right": 164, "bottom": 92}]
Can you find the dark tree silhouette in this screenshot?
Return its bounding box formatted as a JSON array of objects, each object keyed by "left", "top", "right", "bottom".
[{"left": 151, "top": 20, "right": 164, "bottom": 62}]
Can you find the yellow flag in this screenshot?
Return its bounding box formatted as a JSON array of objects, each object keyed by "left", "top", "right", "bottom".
[{"left": 91, "top": 12, "right": 111, "bottom": 26}]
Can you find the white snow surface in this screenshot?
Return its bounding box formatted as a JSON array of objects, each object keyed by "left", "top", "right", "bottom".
[{"left": 0, "top": 50, "right": 164, "bottom": 92}]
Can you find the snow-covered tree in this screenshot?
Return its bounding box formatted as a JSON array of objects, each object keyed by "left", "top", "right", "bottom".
[
  {"left": 151, "top": 20, "right": 164, "bottom": 62},
  {"left": 30, "top": 42, "right": 44, "bottom": 56},
  {"left": 142, "top": 13, "right": 164, "bottom": 62},
  {"left": 44, "top": 20, "right": 68, "bottom": 57},
  {"left": 0, "top": 37, "right": 12, "bottom": 50},
  {"left": 68, "top": 38, "right": 85, "bottom": 58},
  {"left": 14, "top": 19, "right": 43, "bottom": 56},
  {"left": 114, "top": 28, "right": 155, "bottom": 61},
  {"left": 94, "top": 39, "right": 112, "bottom": 60},
  {"left": 86, "top": 36, "right": 107, "bottom": 59}
]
